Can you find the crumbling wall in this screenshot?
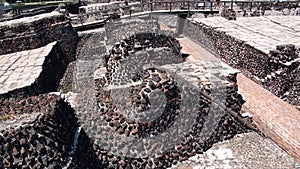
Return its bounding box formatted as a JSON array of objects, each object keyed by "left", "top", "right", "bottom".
[{"left": 0, "top": 12, "right": 78, "bottom": 62}]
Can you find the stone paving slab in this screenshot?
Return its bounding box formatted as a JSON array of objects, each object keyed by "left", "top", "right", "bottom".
[
  {"left": 191, "top": 16, "right": 300, "bottom": 54},
  {"left": 0, "top": 41, "right": 57, "bottom": 95}
]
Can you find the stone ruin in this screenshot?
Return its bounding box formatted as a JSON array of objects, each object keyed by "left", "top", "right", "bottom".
[
  {"left": 0, "top": 12, "right": 78, "bottom": 62},
  {"left": 266, "top": 44, "right": 300, "bottom": 105},
  {"left": 0, "top": 14, "right": 257, "bottom": 168},
  {"left": 183, "top": 19, "right": 300, "bottom": 109}
]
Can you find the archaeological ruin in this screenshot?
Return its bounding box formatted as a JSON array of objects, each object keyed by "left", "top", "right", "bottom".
[{"left": 0, "top": 0, "right": 299, "bottom": 168}]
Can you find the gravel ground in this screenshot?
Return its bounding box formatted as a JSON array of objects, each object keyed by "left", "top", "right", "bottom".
[{"left": 170, "top": 132, "right": 300, "bottom": 169}]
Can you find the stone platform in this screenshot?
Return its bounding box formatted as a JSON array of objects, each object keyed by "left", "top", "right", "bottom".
[
  {"left": 183, "top": 15, "right": 300, "bottom": 108},
  {"left": 66, "top": 25, "right": 253, "bottom": 168},
  {"left": 0, "top": 41, "right": 67, "bottom": 96},
  {"left": 192, "top": 16, "right": 300, "bottom": 54}
]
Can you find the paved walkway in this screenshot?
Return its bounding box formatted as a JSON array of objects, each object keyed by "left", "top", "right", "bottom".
[
  {"left": 178, "top": 36, "right": 300, "bottom": 164},
  {"left": 0, "top": 42, "right": 56, "bottom": 94}
]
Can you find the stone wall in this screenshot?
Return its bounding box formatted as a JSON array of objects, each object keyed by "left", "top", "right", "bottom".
[
  {"left": 105, "top": 18, "right": 161, "bottom": 46},
  {"left": 0, "top": 94, "right": 78, "bottom": 168},
  {"left": 243, "top": 1, "right": 299, "bottom": 11},
  {"left": 0, "top": 12, "right": 78, "bottom": 62},
  {"left": 183, "top": 19, "right": 299, "bottom": 107},
  {"left": 183, "top": 20, "right": 218, "bottom": 56},
  {"left": 0, "top": 6, "right": 57, "bottom": 22},
  {"left": 235, "top": 1, "right": 300, "bottom": 16}
]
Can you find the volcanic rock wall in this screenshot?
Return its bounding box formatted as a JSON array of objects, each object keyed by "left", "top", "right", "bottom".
[
  {"left": 183, "top": 19, "right": 300, "bottom": 107},
  {"left": 105, "top": 18, "right": 161, "bottom": 46},
  {"left": 0, "top": 94, "right": 78, "bottom": 168},
  {"left": 0, "top": 12, "right": 78, "bottom": 62},
  {"left": 266, "top": 45, "right": 300, "bottom": 105}
]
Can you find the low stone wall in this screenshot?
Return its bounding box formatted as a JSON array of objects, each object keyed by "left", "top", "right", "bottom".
[
  {"left": 0, "top": 94, "right": 78, "bottom": 168},
  {"left": 0, "top": 12, "right": 78, "bottom": 62},
  {"left": 105, "top": 18, "right": 161, "bottom": 46},
  {"left": 183, "top": 19, "right": 299, "bottom": 107},
  {"left": 0, "top": 6, "right": 57, "bottom": 22}
]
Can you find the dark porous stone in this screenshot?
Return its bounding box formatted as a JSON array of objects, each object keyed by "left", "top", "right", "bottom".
[{"left": 152, "top": 74, "right": 161, "bottom": 82}]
